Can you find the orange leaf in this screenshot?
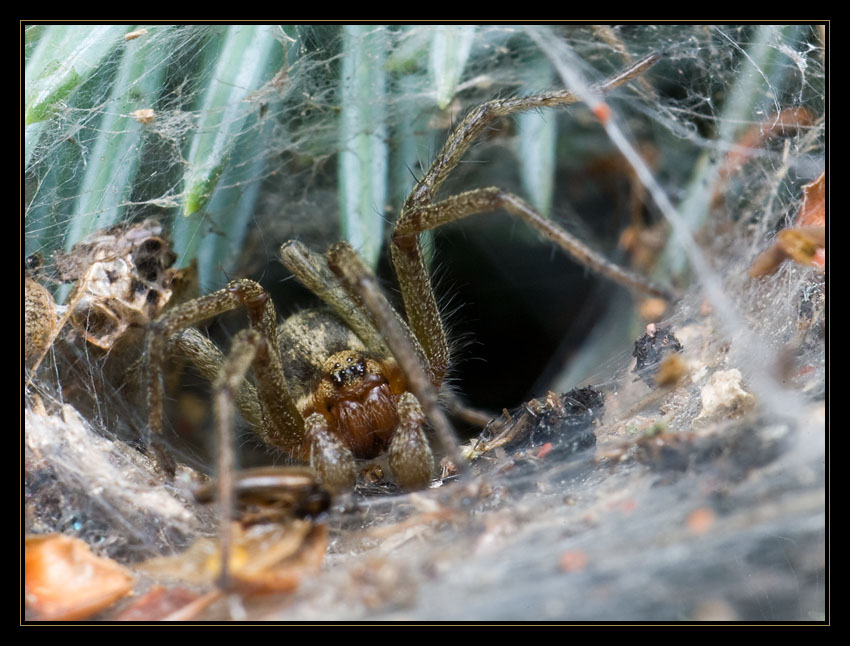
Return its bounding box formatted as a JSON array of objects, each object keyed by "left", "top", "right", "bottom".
[
  {"left": 750, "top": 172, "right": 826, "bottom": 276},
  {"left": 25, "top": 534, "right": 134, "bottom": 621},
  {"left": 796, "top": 172, "right": 825, "bottom": 228}
]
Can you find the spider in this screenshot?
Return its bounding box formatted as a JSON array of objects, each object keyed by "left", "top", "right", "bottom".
[{"left": 142, "top": 53, "right": 673, "bottom": 508}]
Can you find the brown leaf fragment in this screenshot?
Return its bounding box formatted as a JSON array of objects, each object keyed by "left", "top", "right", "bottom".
[
  {"left": 796, "top": 172, "right": 825, "bottom": 229},
  {"left": 25, "top": 534, "right": 135, "bottom": 621},
  {"left": 138, "top": 520, "right": 327, "bottom": 595},
  {"left": 113, "top": 586, "right": 202, "bottom": 621},
  {"left": 750, "top": 172, "right": 826, "bottom": 276},
  {"left": 748, "top": 243, "right": 790, "bottom": 278},
  {"left": 655, "top": 353, "right": 688, "bottom": 388}
]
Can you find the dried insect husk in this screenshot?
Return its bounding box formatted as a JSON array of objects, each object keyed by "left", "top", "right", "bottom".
[
  {"left": 464, "top": 387, "right": 603, "bottom": 461},
  {"left": 53, "top": 219, "right": 182, "bottom": 352}
]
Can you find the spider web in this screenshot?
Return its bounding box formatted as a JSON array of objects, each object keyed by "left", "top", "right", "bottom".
[{"left": 24, "top": 24, "right": 826, "bottom": 621}]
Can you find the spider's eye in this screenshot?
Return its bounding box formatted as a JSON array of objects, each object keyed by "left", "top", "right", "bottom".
[{"left": 330, "top": 357, "right": 367, "bottom": 387}]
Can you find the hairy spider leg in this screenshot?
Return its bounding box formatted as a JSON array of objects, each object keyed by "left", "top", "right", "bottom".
[
  {"left": 390, "top": 53, "right": 674, "bottom": 394},
  {"left": 145, "top": 278, "right": 304, "bottom": 457}
]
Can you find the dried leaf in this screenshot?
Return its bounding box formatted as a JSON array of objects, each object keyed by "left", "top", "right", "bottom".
[
  {"left": 113, "top": 586, "right": 225, "bottom": 621},
  {"left": 749, "top": 241, "right": 793, "bottom": 277},
  {"left": 749, "top": 172, "right": 826, "bottom": 277},
  {"left": 796, "top": 172, "right": 825, "bottom": 228},
  {"left": 25, "top": 534, "right": 135, "bottom": 620},
  {"left": 113, "top": 586, "right": 202, "bottom": 621},
  {"left": 138, "top": 521, "right": 327, "bottom": 595},
  {"left": 776, "top": 227, "right": 826, "bottom": 267}
]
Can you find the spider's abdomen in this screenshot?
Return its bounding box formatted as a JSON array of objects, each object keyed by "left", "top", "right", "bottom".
[{"left": 312, "top": 350, "right": 406, "bottom": 459}]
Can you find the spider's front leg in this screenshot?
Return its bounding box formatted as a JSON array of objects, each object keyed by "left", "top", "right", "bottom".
[
  {"left": 388, "top": 392, "right": 435, "bottom": 490},
  {"left": 143, "top": 279, "right": 303, "bottom": 468},
  {"left": 146, "top": 274, "right": 360, "bottom": 495},
  {"left": 304, "top": 412, "right": 357, "bottom": 493},
  {"left": 389, "top": 54, "right": 675, "bottom": 403}
]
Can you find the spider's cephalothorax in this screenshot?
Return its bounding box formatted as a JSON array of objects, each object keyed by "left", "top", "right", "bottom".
[
  {"left": 144, "top": 53, "right": 673, "bottom": 498},
  {"left": 313, "top": 350, "right": 404, "bottom": 459},
  {"left": 275, "top": 309, "right": 409, "bottom": 463}
]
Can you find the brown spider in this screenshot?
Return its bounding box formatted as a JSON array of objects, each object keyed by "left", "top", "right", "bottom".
[{"left": 142, "top": 53, "right": 672, "bottom": 509}]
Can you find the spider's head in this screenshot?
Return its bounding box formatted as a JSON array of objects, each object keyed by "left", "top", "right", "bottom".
[{"left": 326, "top": 351, "right": 368, "bottom": 388}]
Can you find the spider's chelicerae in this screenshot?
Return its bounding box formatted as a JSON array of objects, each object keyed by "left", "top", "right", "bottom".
[{"left": 140, "top": 53, "right": 673, "bottom": 502}]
